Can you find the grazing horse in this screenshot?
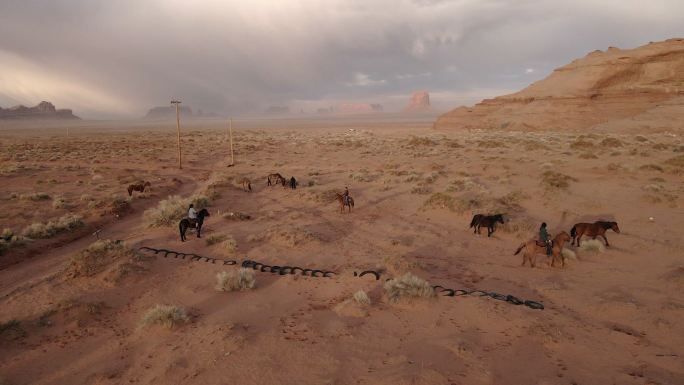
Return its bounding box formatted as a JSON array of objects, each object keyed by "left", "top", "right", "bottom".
[
  {"left": 514, "top": 231, "right": 572, "bottom": 268},
  {"left": 335, "top": 192, "right": 354, "bottom": 213},
  {"left": 127, "top": 181, "right": 151, "bottom": 196},
  {"left": 289, "top": 176, "right": 297, "bottom": 190},
  {"left": 267, "top": 173, "right": 286, "bottom": 187},
  {"left": 179, "top": 208, "right": 210, "bottom": 242},
  {"left": 470, "top": 213, "right": 504, "bottom": 237},
  {"left": 570, "top": 221, "right": 620, "bottom": 247},
  {"left": 241, "top": 177, "right": 252, "bottom": 192}
]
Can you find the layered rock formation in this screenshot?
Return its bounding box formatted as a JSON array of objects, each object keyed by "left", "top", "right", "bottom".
[
  {"left": 0, "top": 101, "right": 79, "bottom": 120},
  {"left": 435, "top": 39, "right": 684, "bottom": 132},
  {"left": 403, "top": 91, "right": 430, "bottom": 112}
]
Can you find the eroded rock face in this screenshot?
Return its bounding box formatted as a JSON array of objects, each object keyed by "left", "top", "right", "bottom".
[
  {"left": 0, "top": 101, "right": 79, "bottom": 119},
  {"left": 403, "top": 91, "right": 430, "bottom": 112},
  {"left": 435, "top": 38, "right": 684, "bottom": 132}
]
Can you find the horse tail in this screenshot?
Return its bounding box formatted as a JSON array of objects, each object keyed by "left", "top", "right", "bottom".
[
  {"left": 514, "top": 243, "right": 525, "bottom": 255},
  {"left": 469, "top": 215, "right": 478, "bottom": 228},
  {"left": 570, "top": 225, "right": 576, "bottom": 238}
]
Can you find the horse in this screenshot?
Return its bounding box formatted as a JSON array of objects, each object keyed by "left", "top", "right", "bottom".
[
  {"left": 335, "top": 192, "right": 354, "bottom": 213},
  {"left": 570, "top": 221, "right": 620, "bottom": 247},
  {"left": 127, "top": 181, "right": 151, "bottom": 196},
  {"left": 241, "top": 177, "right": 252, "bottom": 192},
  {"left": 267, "top": 173, "right": 286, "bottom": 187},
  {"left": 179, "top": 208, "right": 210, "bottom": 242},
  {"left": 514, "top": 231, "right": 571, "bottom": 268},
  {"left": 289, "top": 176, "right": 297, "bottom": 190},
  {"left": 470, "top": 213, "right": 504, "bottom": 237}
]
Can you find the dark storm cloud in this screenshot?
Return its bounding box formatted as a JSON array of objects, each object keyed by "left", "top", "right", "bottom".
[{"left": 1, "top": 0, "right": 683, "bottom": 118}]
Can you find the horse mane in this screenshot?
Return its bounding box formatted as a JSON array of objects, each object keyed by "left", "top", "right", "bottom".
[{"left": 597, "top": 221, "right": 615, "bottom": 229}]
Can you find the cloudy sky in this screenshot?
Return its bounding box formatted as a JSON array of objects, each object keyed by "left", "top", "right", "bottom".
[{"left": 1, "top": 0, "right": 683, "bottom": 118}]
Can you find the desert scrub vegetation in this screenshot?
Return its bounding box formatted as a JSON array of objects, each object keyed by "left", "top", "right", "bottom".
[
  {"left": 422, "top": 192, "right": 456, "bottom": 211},
  {"left": 139, "top": 305, "right": 189, "bottom": 329},
  {"left": 216, "top": 268, "right": 255, "bottom": 292},
  {"left": 22, "top": 214, "right": 84, "bottom": 239},
  {"left": 540, "top": 171, "right": 577, "bottom": 190},
  {"left": 52, "top": 196, "right": 69, "bottom": 209},
  {"left": 20, "top": 192, "right": 51, "bottom": 201},
  {"left": 66, "top": 239, "right": 142, "bottom": 278},
  {"left": 353, "top": 290, "right": 371, "bottom": 306},
  {"left": 206, "top": 234, "right": 237, "bottom": 254},
  {"left": 0, "top": 319, "right": 26, "bottom": 340},
  {"left": 406, "top": 136, "right": 437, "bottom": 147},
  {"left": 665, "top": 154, "right": 684, "bottom": 169},
  {"left": 384, "top": 273, "right": 435, "bottom": 303},
  {"left": 600, "top": 137, "right": 623, "bottom": 147},
  {"left": 579, "top": 239, "right": 606, "bottom": 253},
  {"left": 205, "top": 233, "right": 228, "bottom": 245},
  {"left": 143, "top": 194, "right": 210, "bottom": 227}
]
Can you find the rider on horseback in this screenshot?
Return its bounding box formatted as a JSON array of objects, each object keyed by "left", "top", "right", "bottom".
[
  {"left": 539, "top": 222, "right": 552, "bottom": 255},
  {"left": 188, "top": 204, "right": 198, "bottom": 228},
  {"left": 343, "top": 187, "right": 350, "bottom": 205}
]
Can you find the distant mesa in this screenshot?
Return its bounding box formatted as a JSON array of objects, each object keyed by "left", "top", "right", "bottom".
[
  {"left": 434, "top": 38, "right": 684, "bottom": 132},
  {"left": 265, "top": 106, "right": 290, "bottom": 115},
  {"left": 403, "top": 91, "right": 431, "bottom": 112},
  {"left": 336, "top": 103, "right": 383, "bottom": 114},
  {"left": 0, "top": 101, "right": 80, "bottom": 120}
]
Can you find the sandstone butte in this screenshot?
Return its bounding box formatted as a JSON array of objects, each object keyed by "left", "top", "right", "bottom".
[
  {"left": 403, "top": 91, "right": 431, "bottom": 112},
  {"left": 434, "top": 38, "right": 684, "bottom": 133}
]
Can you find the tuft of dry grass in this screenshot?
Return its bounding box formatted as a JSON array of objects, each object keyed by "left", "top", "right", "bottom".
[
  {"left": 20, "top": 192, "right": 51, "bottom": 201},
  {"left": 205, "top": 234, "right": 227, "bottom": 246},
  {"left": 561, "top": 248, "right": 577, "bottom": 260},
  {"left": 52, "top": 196, "right": 69, "bottom": 209},
  {"left": 384, "top": 273, "right": 435, "bottom": 303},
  {"left": 22, "top": 214, "right": 84, "bottom": 239},
  {"left": 422, "top": 193, "right": 455, "bottom": 211},
  {"left": 353, "top": 290, "right": 371, "bottom": 306},
  {"left": 665, "top": 154, "right": 684, "bottom": 169},
  {"left": 66, "top": 239, "right": 136, "bottom": 278},
  {"left": 579, "top": 239, "right": 605, "bottom": 253},
  {"left": 143, "top": 194, "right": 209, "bottom": 227},
  {"left": 600, "top": 137, "right": 623, "bottom": 147},
  {"left": 406, "top": 136, "right": 436, "bottom": 147},
  {"left": 140, "top": 305, "right": 189, "bottom": 329},
  {"left": 216, "top": 268, "right": 255, "bottom": 292},
  {"left": 541, "top": 171, "right": 577, "bottom": 190}
]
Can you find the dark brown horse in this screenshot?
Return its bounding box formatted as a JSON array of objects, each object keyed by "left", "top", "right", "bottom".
[
  {"left": 267, "top": 173, "right": 286, "bottom": 187},
  {"left": 127, "top": 181, "right": 151, "bottom": 196},
  {"left": 514, "top": 231, "right": 572, "bottom": 268},
  {"left": 179, "top": 208, "right": 210, "bottom": 242},
  {"left": 470, "top": 214, "right": 504, "bottom": 237},
  {"left": 335, "top": 192, "right": 354, "bottom": 213},
  {"left": 570, "top": 221, "right": 620, "bottom": 247}
]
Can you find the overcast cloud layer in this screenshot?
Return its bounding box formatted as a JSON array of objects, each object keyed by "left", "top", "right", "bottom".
[{"left": 1, "top": 0, "right": 683, "bottom": 118}]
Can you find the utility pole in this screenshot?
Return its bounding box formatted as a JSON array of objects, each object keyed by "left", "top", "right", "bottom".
[
  {"left": 171, "top": 100, "right": 182, "bottom": 169},
  {"left": 229, "top": 118, "right": 235, "bottom": 166}
]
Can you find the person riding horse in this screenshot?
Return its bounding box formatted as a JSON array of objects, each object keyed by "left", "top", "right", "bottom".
[
  {"left": 343, "top": 187, "right": 350, "bottom": 205},
  {"left": 188, "top": 204, "right": 198, "bottom": 228},
  {"left": 539, "top": 222, "right": 552, "bottom": 255}
]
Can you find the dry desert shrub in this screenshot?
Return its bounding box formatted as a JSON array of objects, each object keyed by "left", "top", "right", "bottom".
[
  {"left": 222, "top": 211, "right": 251, "bottom": 221},
  {"left": 66, "top": 239, "right": 136, "bottom": 278},
  {"left": 600, "top": 137, "right": 623, "bottom": 147},
  {"left": 384, "top": 273, "right": 435, "bottom": 303},
  {"left": 143, "top": 194, "right": 209, "bottom": 227},
  {"left": 406, "top": 136, "right": 436, "bottom": 147},
  {"left": 20, "top": 192, "right": 51, "bottom": 201},
  {"left": 639, "top": 164, "right": 664, "bottom": 172},
  {"left": 52, "top": 196, "right": 69, "bottom": 209},
  {"left": 22, "top": 214, "right": 84, "bottom": 239},
  {"left": 353, "top": 290, "right": 371, "bottom": 306},
  {"left": 0, "top": 319, "right": 26, "bottom": 340},
  {"left": 140, "top": 305, "right": 189, "bottom": 329},
  {"left": 215, "top": 268, "right": 255, "bottom": 292},
  {"left": 634, "top": 135, "right": 648, "bottom": 143},
  {"left": 561, "top": 248, "right": 577, "bottom": 260},
  {"left": 422, "top": 192, "right": 455, "bottom": 211},
  {"left": 205, "top": 233, "right": 227, "bottom": 246},
  {"left": 665, "top": 154, "right": 684, "bottom": 169},
  {"left": 579, "top": 239, "right": 605, "bottom": 253},
  {"left": 579, "top": 152, "right": 598, "bottom": 159},
  {"left": 540, "top": 171, "right": 577, "bottom": 190},
  {"left": 570, "top": 139, "right": 595, "bottom": 150}
]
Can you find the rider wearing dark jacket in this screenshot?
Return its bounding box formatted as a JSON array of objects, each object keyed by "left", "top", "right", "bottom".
[{"left": 539, "top": 222, "right": 551, "bottom": 255}]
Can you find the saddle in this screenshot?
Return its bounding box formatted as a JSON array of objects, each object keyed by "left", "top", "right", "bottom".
[
  {"left": 536, "top": 240, "right": 553, "bottom": 248},
  {"left": 187, "top": 218, "right": 198, "bottom": 228}
]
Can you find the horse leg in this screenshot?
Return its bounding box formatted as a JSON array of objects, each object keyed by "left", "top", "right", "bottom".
[
  {"left": 531, "top": 254, "right": 536, "bottom": 268},
  {"left": 180, "top": 224, "right": 186, "bottom": 242},
  {"left": 487, "top": 226, "right": 493, "bottom": 237},
  {"left": 600, "top": 234, "right": 610, "bottom": 247},
  {"left": 576, "top": 234, "right": 582, "bottom": 247},
  {"left": 197, "top": 224, "right": 202, "bottom": 238},
  {"left": 521, "top": 252, "right": 527, "bottom": 267}
]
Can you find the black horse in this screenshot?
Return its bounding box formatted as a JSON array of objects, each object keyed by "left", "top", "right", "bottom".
[
  {"left": 179, "top": 208, "right": 210, "bottom": 242},
  {"left": 470, "top": 213, "right": 504, "bottom": 237}
]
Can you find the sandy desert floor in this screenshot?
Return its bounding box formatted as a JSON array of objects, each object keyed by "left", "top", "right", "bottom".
[{"left": 1, "top": 117, "right": 683, "bottom": 385}]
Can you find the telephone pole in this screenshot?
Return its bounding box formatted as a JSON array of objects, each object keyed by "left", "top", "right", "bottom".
[
  {"left": 229, "top": 118, "right": 235, "bottom": 166},
  {"left": 171, "top": 100, "right": 182, "bottom": 169}
]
